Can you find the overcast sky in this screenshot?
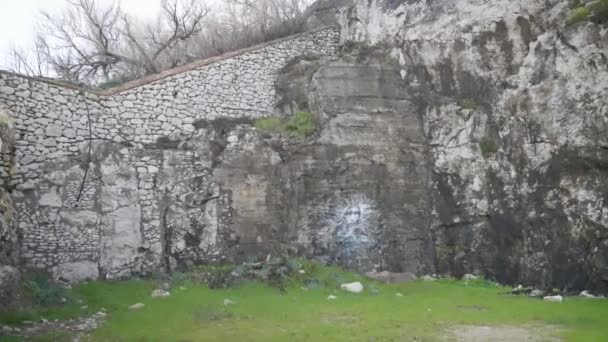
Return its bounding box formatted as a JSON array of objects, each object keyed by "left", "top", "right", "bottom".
[{"left": 0, "top": 0, "right": 205, "bottom": 69}]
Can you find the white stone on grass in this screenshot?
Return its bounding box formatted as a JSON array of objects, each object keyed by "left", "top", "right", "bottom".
[
  {"left": 543, "top": 295, "right": 563, "bottom": 302},
  {"left": 327, "top": 295, "right": 337, "bottom": 300},
  {"left": 529, "top": 289, "right": 544, "bottom": 298},
  {"left": 151, "top": 289, "right": 170, "bottom": 298},
  {"left": 463, "top": 274, "right": 478, "bottom": 281},
  {"left": 580, "top": 290, "right": 603, "bottom": 299},
  {"left": 340, "top": 281, "right": 364, "bottom": 294},
  {"left": 129, "top": 303, "right": 145, "bottom": 310}
]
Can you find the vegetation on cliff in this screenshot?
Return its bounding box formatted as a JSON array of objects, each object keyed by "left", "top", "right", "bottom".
[
  {"left": 568, "top": 0, "right": 608, "bottom": 25},
  {"left": 255, "top": 111, "right": 316, "bottom": 137}
]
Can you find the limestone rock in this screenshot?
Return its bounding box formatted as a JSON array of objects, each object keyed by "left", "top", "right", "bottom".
[
  {"left": 463, "top": 274, "right": 478, "bottom": 281},
  {"left": 129, "top": 303, "right": 145, "bottom": 310},
  {"left": 529, "top": 289, "right": 545, "bottom": 298},
  {"left": 580, "top": 291, "right": 604, "bottom": 299},
  {"left": 340, "top": 282, "right": 364, "bottom": 294},
  {"left": 52, "top": 261, "right": 99, "bottom": 283},
  {"left": 543, "top": 295, "right": 563, "bottom": 302},
  {"left": 45, "top": 124, "right": 62, "bottom": 137},
  {"left": 151, "top": 289, "right": 170, "bottom": 298}
]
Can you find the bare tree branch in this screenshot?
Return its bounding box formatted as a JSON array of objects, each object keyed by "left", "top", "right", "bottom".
[{"left": 7, "top": 0, "right": 312, "bottom": 85}]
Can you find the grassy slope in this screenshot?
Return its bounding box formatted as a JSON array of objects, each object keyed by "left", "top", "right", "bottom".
[{"left": 1, "top": 264, "right": 607, "bottom": 341}]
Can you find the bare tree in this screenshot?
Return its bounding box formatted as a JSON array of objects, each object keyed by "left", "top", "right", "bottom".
[
  {"left": 7, "top": 36, "right": 51, "bottom": 77},
  {"left": 188, "top": 0, "right": 311, "bottom": 58},
  {"left": 8, "top": 0, "right": 313, "bottom": 86},
  {"left": 223, "top": 0, "right": 311, "bottom": 38},
  {"left": 26, "top": 0, "right": 207, "bottom": 84}
]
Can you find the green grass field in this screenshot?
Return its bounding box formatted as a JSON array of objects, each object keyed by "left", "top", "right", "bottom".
[{"left": 1, "top": 262, "right": 607, "bottom": 341}]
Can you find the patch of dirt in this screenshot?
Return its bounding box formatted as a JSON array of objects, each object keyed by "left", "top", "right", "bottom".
[{"left": 445, "top": 324, "right": 562, "bottom": 341}]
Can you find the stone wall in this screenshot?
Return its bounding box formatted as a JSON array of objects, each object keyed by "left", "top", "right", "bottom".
[{"left": 0, "top": 26, "right": 340, "bottom": 281}]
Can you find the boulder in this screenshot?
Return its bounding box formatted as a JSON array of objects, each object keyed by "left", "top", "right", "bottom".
[
  {"left": 340, "top": 281, "right": 364, "bottom": 294},
  {"left": 52, "top": 261, "right": 99, "bottom": 283},
  {"left": 543, "top": 295, "right": 563, "bottom": 302},
  {"left": 529, "top": 289, "right": 545, "bottom": 298},
  {"left": 151, "top": 289, "right": 171, "bottom": 298},
  {"left": 463, "top": 274, "right": 478, "bottom": 281},
  {"left": 580, "top": 290, "right": 604, "bottom": 299},
  {"left": 129, "top": 303, "right": 145, "bottom": 310},
  {"left": 421, "top": 275, "right": 436, "bottom": 282}
]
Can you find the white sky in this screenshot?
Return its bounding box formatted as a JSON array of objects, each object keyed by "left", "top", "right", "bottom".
[{"left": 0, "top": 0, "right": 207, "bottom": 69}]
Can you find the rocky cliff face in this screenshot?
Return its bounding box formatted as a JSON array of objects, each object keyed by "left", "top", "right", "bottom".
[
  {"left": 312, "top": 0, "right": 608, "bottom": 291},
  {"left": 0, "top": 111, "right": 22, "bottom": 312},
  {"left": 1, "top": 0, "right": 606, "bottom": 293}
]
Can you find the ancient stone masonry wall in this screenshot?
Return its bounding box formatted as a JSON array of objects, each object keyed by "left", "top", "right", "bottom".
[{"left": 0, "top": 26, "right": 340, "bottom": 281}]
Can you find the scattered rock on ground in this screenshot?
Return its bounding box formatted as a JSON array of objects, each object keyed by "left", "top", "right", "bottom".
[
  {"left": 327, "top": 295, "right": 337, "bottom": 300},
  {"left": 340, "top": 282, "right": 364, "bottom": 293},
  {"left": 543, "top": 295, "right": 563, "bottom": 302},
  {"left": 463, "top": 274, "right": 478, "bottom": 281},
  {"left": 580, "top": 291, "right": 604, "bottom": 299},
  {"left": 529, "top": 289, "right": 544, "bottom": 298},
  {"left": 129, "top": 303, "right": 145, "bottom": 310},
  {"left": 511, "top": 285, "right": 533, "bottom": 295},
  {"left": 1, "top": 311, "right": 107, "bottom": 340},
  {"left": 151, "top": 289, "right": 170, "bottom": 298},
  {"left": 223, "top": 299, "right": 235, "bottom": 306},
  {"left": 421, "top": 275, "right": 436, "bottom": 282},
  {"left": 395, "top": 293, "right": 403, "bottom": 297}
]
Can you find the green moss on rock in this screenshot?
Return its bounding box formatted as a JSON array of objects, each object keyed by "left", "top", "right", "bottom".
[
  {"left": 255, "top": 112, "right": 316, "bottom": 138},
  {"left": 480, "top": 137, "right": 499, "bottom": 158}
]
